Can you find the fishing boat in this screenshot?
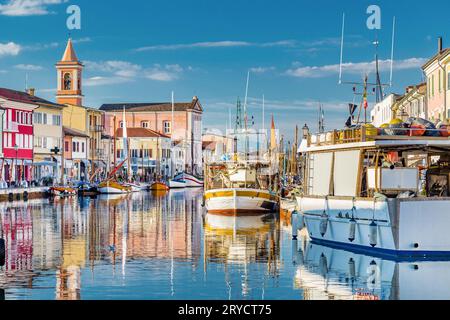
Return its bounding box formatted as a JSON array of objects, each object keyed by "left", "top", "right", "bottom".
[
  {"left": 205, "top": 161, "right": 278, "bottom": 216},
  {"left": 49, "top": 186, "right": 77, "bottom": 197},
  {"left": 183, "top": 172, "right": 204, "bottom": 187}
]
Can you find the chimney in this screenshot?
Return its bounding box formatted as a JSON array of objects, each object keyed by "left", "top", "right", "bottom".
[
  {"left": 438, "top": 37, "right": 443, "bottom": 53},
  {"left": 27, "top": 88, "right": 35, "bottom": 96}
]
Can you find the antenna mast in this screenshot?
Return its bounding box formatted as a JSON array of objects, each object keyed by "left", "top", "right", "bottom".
[
  {"left": 339, "top": 13, "right": 345, "bottom": 84},
  {"left": 389, "top": 16, "right": 396, "bottom": 87}
]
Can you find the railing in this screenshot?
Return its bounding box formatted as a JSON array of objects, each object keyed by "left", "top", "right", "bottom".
[
  {"left": 307, "top": 125, "right": 450, "bottom": 147},
  {"left": 4, "top": 121, "right": 19, "bottom": 133},
  {"left": 90, "top": 125, "right": 104, "bottom": 132}
]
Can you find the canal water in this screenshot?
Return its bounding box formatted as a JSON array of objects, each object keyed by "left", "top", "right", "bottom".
[{"left": 0, "top": 189, "right": 448, "bottom": 300}]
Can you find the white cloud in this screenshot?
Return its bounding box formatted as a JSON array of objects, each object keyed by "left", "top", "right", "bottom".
[
  {"left": 14, "top": 64, "right": 43, "bottom": 71},
  {"left": 0, "top": 42, "right": 21, "bottom": 57},
  {"left": 249, "top": 66, "right": 276, "bottom": 74},
  {"left": 85, "top": 60, "right": 186, "bottom": 83},
  {"left": 286, "top": 58, "right": 427, "bottom": 78},
  {"left": 72, "top": 37, "right": 92, "bottom": 44},
  {"left": 84, "top": 76, "right": 133, "bottom": 87},
  {"left": 85, "top": 60, "right": 143, "bottom": 78},
  {"left": 0, "top": 0, "right": 68, "bottom": 16},
  {"left": 135, "top": 40, "right": 298, "bottom": 52}
]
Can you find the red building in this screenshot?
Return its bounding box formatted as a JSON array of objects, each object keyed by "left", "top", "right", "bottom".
[{"left": 0, "top": 88, "right": 38, "bottom": 186}]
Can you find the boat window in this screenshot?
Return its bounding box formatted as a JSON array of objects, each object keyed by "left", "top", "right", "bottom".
[{"left": 309, "top": 152, "right": 333, "bottom": 196}]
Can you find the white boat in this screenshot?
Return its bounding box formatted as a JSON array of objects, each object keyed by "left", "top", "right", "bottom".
[
  {"left": 182, "top": 172, "right": 204, "bottom": 188},
  {"left": 296, "top": 126, "right": 450, "bottom": 257},
  {"left": 169, "top": 179, "right": 187, "bottom": 189},
  {"left": 204, "top": 161, "right": 278, "bottom": 216}
]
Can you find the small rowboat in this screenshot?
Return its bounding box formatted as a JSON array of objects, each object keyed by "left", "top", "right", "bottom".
[
  {"left": 49, "top": 187, "right": 77, "bottom": 197},
  {"left": 150, "top": 181, "right": 169, "bottom": 191}
]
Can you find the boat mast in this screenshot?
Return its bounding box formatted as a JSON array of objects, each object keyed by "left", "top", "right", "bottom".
[
  {"left": 244, "top": 71, "right": 250, "bottom": 161},
  {"left": 113, "top": 115, "right": 117, "bottom": 179},
  {"left": 171, "top": 91, "right": 175, "bottom": 177}
]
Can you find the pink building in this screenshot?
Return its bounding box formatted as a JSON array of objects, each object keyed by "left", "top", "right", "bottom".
[{"left": 100, "top": 97, "right": 204, "bottom": 174}]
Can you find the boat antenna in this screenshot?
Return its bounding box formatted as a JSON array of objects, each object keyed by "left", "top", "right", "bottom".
[
  {"left": 339, "top": 12, "right": 345, "bottom": 85},
  {"left": 374, "top": 35, "right": 383, "bottom": 103},
  {"left": 244, "top": 71, "right": 250, "bottom": 131},
  {"left": 389, "top": 16, "right": 396, "bottom": 88}
]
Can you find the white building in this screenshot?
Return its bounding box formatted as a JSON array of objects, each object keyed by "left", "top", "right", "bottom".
[{"left": 370, "top": 94, "right": 402, "bottom": 127}]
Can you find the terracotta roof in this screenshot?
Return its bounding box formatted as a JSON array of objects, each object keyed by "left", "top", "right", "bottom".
[
  {"left": 100, "top": 97, "right": 203, "bottom": 113},
  {"left": 116, "top": 128, "right": 170, "bottom": 138},
  {"left": 0, "top": 87, "right": 65, "bottom": 109},
  {"left": 63, "top": 127, "right": 90, "bottom": 138},
  {"left": 422, "top": 48, "right": 450, "bottom": 70}
]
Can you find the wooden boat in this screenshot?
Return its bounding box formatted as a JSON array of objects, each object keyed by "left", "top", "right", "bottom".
[
  {"left": 98, "top": 180, "right": 131, "bottom": 194},
  {"left": 205, "top": 161, "right": 278, "bottom": 216},
  {"left": 150, "top": 181, "right": 169, "bottom": 191},
  {"left": 49, "top": 186, "right": 77, "bottom": 197}
]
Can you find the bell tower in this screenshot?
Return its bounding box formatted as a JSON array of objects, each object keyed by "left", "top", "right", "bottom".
[{"left": 56, "top": 38, "right": 83, "bottom": 106}]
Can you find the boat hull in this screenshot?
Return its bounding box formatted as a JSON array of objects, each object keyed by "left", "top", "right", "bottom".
[
  {"left": 169, "top": 180, "right": 187, "bottom": 189},
  {"left": 150, "top": 182, "right": 169, "bottom": 191},
  {"left": 49, "top": 187, "right": 77, "bottom": 197},
  {"left": 205, "top": 188, "right": 278, "bottom": 216},
  {"left": 183, "top": 173, "right": 204, "bottom": 188},
  {"left": 98, "top": 181, "right": 131, "bottom": 194},
  {"left": 297, "top": 195, "right": 450, "bottom": 257}
]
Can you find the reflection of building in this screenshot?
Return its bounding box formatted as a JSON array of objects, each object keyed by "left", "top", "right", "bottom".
[{"left": 63, "top": 127, "right": 90, "bottom": 182}]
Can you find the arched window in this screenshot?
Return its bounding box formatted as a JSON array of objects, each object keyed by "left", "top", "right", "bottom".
[{"left": 63, "top": 73, "right": 72, "bottom": 90}]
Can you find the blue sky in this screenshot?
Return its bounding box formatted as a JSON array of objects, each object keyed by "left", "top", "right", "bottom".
[{"left": 0, "top": 0, "right": 447, "bottom": 140}]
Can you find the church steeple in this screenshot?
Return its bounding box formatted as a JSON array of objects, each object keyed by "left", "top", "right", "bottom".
[{"left": 56, "top": 38, "right": 84, "bottom": 106}]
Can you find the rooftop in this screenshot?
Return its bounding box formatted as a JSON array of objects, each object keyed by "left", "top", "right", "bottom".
[
  {"left": 63, "top": 127, "right": 90, "bottom": 138},
  {"left": 116, "top": 128, "right": 170, "bottom": 139},
  {"left": 0, "top": 88, "right": 65, "bottom": 109},
  {"left": 100, "top": 97, "right": 202, "bottom": 113}
]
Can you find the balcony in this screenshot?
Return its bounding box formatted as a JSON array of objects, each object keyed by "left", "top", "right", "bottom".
[
  {"left": 89, "top": 125, "right": 105, "bottom": 133},
  {"left": 4, "top": 121, "right": 18, "bottom": 133}
]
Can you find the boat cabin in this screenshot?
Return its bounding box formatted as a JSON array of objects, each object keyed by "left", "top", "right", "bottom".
[{"left": 300, "top": 127, "right": 450, "bottom": 199}]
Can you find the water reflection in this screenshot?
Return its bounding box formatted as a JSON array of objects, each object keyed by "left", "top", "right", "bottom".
[
  {"left": 294, "top": 239, "right": 450, "bottom": 300},
  {"left": 2, "top": 190, "right": 448, "bottom": 300}
]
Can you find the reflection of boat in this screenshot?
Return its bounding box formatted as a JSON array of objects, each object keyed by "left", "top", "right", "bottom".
[
  {"left": 98, "top": 181, "right": 131, "bottom": 194},
  {"left": 49, "top": 187, "right": 77, "bottom": 197},
  {"left": 125, "top": 182, "right": 147, "bottom": 192},
  {"left": 295, "top": 240, "right": 450, "bottom": 300}
]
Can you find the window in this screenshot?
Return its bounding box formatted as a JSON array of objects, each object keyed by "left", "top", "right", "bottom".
[
  {"left": 141, "top": 121, "right": 149, "bottom": 128},
  {"left": 42, "top": 137, "right": 47, "bottom": 149},
  {"left": 81, "top": 142, "right": 85, "bottom": 153},
  {"left": 432, "top": 75, "right": 435, "bottom": 97},
  {"left": 119, "top": 121, "right": 124, "bottom": 128},
  {"left": 163, "top": 121, "right": 171, "bottom": 134},
  {"left": 73, "top": 142, "right": 76, "bottom": 152},
  {"left": 43, "top": 113, "right": 48, "bottom": 125},
  {"left": 439, "top": 70, "right": 442, "bottom": 92},
  {"left": 65, "top": 141, "right": 69, "bottom": 152},
  {"left": 34, "top": 113, "right": 42, "bottom": 124},
  {"left": 52, "top": 115, "right": 61, "bottom": 126}
]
